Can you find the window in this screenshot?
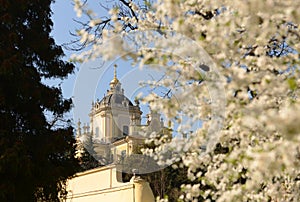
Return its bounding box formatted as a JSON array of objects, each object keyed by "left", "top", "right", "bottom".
[
  {"left": 95, "top": 127, "right": 99, "bottom": 138},
  {"left": 123, "top": 125, "right": 129, "bottom": 136},
  {"left": 121, "top": 150, "right": 126, "bottom": 157}
]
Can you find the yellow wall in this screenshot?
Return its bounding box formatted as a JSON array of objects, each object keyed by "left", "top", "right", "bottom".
[
  {"left": 115, "top": 144, "right": 128, "bottom": 155},
  {"left": 64, "top": 165, "right": 154, "bottom": 202}
]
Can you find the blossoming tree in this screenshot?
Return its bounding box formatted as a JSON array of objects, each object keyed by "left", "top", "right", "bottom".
[{"left": 72, "top": 0, "right": 300, "bottom": 201}]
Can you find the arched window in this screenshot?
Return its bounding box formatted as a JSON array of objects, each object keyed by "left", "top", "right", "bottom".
[
  {"left": 95, "top": 127, "right": 99, "bottom": 138},
  {"left": 123, "top": 125, "right": 129, "bottom": 136}
]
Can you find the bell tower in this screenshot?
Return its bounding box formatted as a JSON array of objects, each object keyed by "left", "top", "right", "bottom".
[{"left": 89, "top": 64, "right": 142, "bottom": 143}]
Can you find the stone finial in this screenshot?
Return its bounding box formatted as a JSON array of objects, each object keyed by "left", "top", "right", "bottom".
[
  {"left": 83, "top": 123, "right": 88, "bottom": 134},
  {"left": 132, "top": 169, "right": 139, "bottom": 177},
  {"left": 77, "top": 119, "right": 81, "bottom": 136},
  {"left": 134, "top": 98, "right": 140, "bottom": 106}
]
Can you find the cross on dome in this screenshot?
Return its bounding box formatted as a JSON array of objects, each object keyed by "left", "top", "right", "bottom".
[
  {"left": 114, "top": 64, "right": 117, "bottom": 79},
  {"left": 110, "top": 64, "right": 119, "bottom": 88}
]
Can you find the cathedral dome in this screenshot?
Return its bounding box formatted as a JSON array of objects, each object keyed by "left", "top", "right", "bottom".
[
  {"left": 99, "top": 93, "right": 133, "bottom": 106},
  {"left": 93, "top": 64, "right": 139, "bottom": 112}
]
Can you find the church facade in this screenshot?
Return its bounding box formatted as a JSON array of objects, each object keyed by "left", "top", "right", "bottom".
[{"left": 64, "top": 65, "right": 170, "bottom": 202}]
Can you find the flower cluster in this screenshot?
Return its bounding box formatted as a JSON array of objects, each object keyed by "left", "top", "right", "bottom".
[{"left": 72, "top": 0, "right": 300, "bottom": 201}]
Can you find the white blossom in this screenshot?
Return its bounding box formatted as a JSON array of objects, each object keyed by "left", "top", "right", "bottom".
[{"left": 72, "top": 0, "right": 300, "bottom": 201}]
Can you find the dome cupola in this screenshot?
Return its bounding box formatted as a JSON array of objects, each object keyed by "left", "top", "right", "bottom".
[{"left": 109, "top": 64, "right": 120, "bottom": 90}]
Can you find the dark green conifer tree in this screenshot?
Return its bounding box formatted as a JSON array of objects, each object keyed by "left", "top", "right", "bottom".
[{"left": 0, "top": 0, "right": 80, "bottom": 201}]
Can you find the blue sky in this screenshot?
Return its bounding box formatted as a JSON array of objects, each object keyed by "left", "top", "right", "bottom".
[{"left": 51, "top": 1, "right": 77, "bottom": 98}]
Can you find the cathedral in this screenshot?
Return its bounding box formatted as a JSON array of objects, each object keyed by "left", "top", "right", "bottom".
[
  {"left": 76, "top": 64, "right": 169, "bottom": 165},
  {"left": 65, "top": 65, "right": 170, "bottom": 202}
]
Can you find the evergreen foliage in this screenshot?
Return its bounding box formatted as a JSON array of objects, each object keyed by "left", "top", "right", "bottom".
[{"left": 0, "top": 0, "right": 80, "bottom": 201}]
